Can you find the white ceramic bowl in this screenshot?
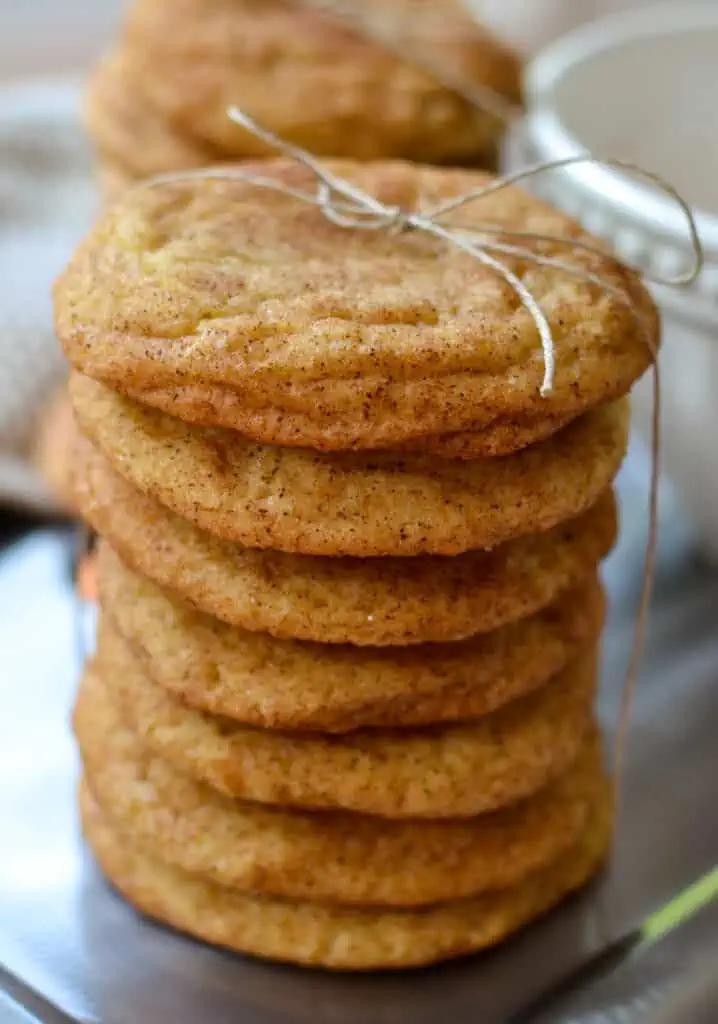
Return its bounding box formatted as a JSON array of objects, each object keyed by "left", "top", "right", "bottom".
[
  {"left": 514, "top": 1, "right": 718, "bottom": 559},
  {"left": 0, "top": 0, "right": 119, "bottom": 508}
]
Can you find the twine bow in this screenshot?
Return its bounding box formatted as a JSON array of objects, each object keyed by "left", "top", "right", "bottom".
[{"left": 152, "top": 106, "right": 702, "bottom": 399}]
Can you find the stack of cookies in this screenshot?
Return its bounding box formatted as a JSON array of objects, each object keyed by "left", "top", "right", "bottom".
[
  {"left": 55, "top": 160, "right": 657, "bottom": 970},
  {"left": 84, "top": 0, "right": 522, "bottom": 198}
]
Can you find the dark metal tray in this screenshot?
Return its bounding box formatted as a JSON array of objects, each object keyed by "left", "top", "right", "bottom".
[{"left": 1, "top": 447, "right": 716, "bottom": 1023}]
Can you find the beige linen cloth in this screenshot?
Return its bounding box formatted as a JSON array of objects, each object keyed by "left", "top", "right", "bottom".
[{"left": 0, "top": 81, "right": 97, "bottom": 511}]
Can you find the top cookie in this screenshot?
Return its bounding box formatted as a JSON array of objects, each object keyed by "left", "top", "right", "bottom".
[
  {"left": 55, "top": 160, "right": 658, "bottom": 451},
  {"left": 121, "top": 0, "right": 520, "bottom": 166}
]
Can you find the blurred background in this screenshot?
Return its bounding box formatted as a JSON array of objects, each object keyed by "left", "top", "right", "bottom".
[{"left": 1, "top": 0, "right": 655, "bottom": 76}]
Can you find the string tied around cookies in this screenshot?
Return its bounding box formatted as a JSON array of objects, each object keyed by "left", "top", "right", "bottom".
[
  {"left": 151, "top": 105, "right": 702, "bottom": 399},
  {"left": 141, "top": 106, "right": 704, "bottom": 797}
]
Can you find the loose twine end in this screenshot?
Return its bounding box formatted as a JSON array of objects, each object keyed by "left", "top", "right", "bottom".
[{"left": 145, "top": 94, "right": 703, "bottom": 805}]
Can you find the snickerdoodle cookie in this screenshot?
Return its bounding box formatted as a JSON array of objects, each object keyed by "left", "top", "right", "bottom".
[
  {"left": 56, "top": 162, "right": 657, "bottom": 451},
  {"left": 85, "top": 50, "right": 218, "bottom": 182},
  {"left": 80, "top": 782, "right": 612, "bottom": 969},
  {"left": 31, "top": 384, "right": 76, "bottom": 513},
  {"left": 70, "top": 374, "right": 628, "bottom": 557},
  {"left": 99, "top": 542, "right": 605, "bottom": 731},
  {"left": 92, "top": 630, "right": 597, "bottom": 818},
  {"left": 72, "top": 431, "right": 617, "bottom": 645},
  {"left": 121, "top": 0, "right": 520, "bottom": 166},
  {"left": 77, "top": 673, "right": 603, "bottom": 906},
  {"left": 96, "top": 160, "right": 137, "bottom": 203}
]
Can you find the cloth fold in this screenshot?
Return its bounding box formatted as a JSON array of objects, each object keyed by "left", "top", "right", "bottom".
[{"left": 0, "top": 78, "right": 97, "bottom": 510}]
